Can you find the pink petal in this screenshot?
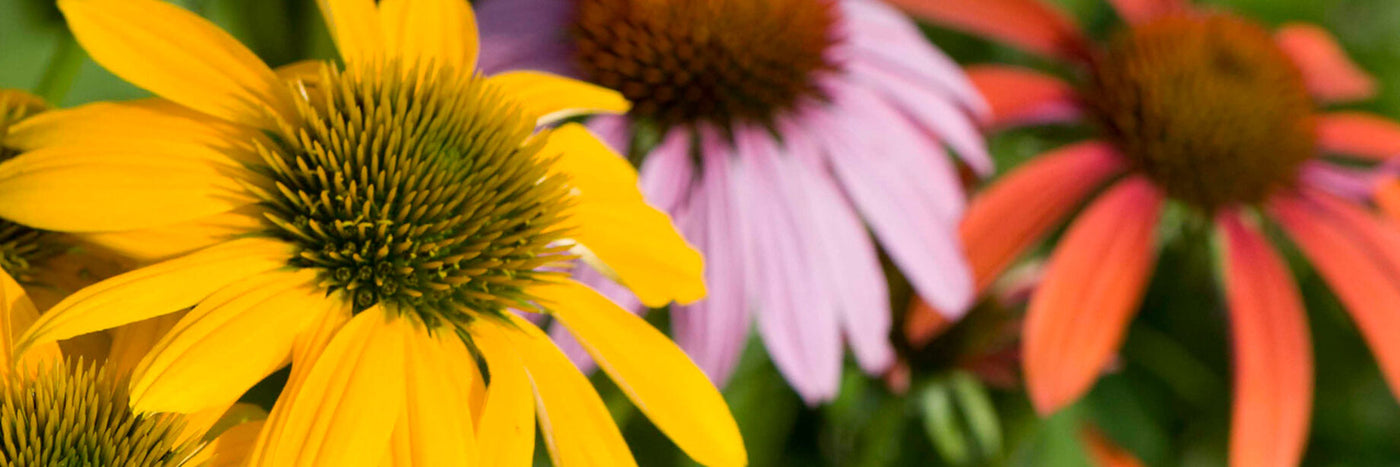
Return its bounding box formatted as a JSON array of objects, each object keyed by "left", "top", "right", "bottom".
[
  {"left": 967, "top": 64, "right": 1082, "bottom": 130},
  {"left": 1276, "top": 24, "right": 1377, "bottom": 104},
  {"left": 669, "top": 128, "right": 753, "bottom": 386},
  {"left": 771, "top": 125, "right": 893, "bottom": 375},
  {"left": 476, "top": 0, "right": 576, "bottom": 75},
  {"left": 839, "top": 0, "right": 989, "bottom": 119},
  {"left": 637, "top": 129, "right": 696, "bottom": 215},
  {"left": 843, "top": 62, "right": 992, "bottom": 176},
  {"left": 1299, "top": 160, "right": 1388, "bottom": 202},
  {"left": 1023, "top": 177, "right": 1163, "bottom": 414},
  {"left": 1218, "top": 210, "right": 1313, "bottom": 467},
  {"left": 807, "top": 92, "right": 975, "bottom": 317},
  {"left": 584, "top": 114, "right": 632, "bottom": 155},
  {"left": 730, "top": 128, "right": 843, "bottom": 404},
  {"left": 882, "top": 0, "right": 1090, "bottom": 62}
]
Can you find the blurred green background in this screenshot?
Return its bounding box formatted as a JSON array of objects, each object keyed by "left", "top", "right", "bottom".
[{"left": 4, "top": 0, "right": 1400, "bottom": 465}]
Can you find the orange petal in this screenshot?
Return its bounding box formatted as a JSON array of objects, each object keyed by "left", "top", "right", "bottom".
[
  {"left": 1218, "top": 211, "right": 1313, "bottom": 467},
  {"left": 1080, "top": 426, "right": 1146, "bottom": 467},
  {"left": 967, "top": 65, "right": 1081, "bottom": 130},
  {"left": 1023, "top": 177, "right": 1163, "bottom": 414},
  {"left": 961, "top": 141, "right": 1126, "bottom": 292},
  {"left": 1375, "top": 178, "right": 1400, "bottom": 221},
  {"left": 1268, "top": 191, "right": 1400, "bottom": 407},
  {"left": 1105, "top": 0, "right": 1188, "bottom": 24},
  {"left": 1315, "top": 112, "right": 1400, "bottom": 161},
  {"left": 883, "top": 0, "right": 1089, "bottom": 61},
  {"left": 1276, "top": 24, "right": 1377, "bottom": 103}
]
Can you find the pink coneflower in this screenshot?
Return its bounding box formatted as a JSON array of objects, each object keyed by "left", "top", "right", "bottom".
[
  {"left": 477, "top": 0, "right": 990, "bottom": 403},
  {"left": 892, "top": 0, "right": 1400, "bottom": 464}
]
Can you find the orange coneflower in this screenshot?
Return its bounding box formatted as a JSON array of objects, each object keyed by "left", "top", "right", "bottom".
[{"left": 890, "top": 0, "right": 1400, "bottom": 464}]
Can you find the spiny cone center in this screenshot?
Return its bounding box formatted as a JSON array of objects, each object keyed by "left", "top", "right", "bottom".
[
  {"left": 0, "top": 91, "right": 59, "bottom": 283},
  {"left": 571, "top": 0, "right": 839, "bottom": 128},
  {"left": 257, "top": 64, "right": 574, "bottom": 330},
  {"left": 1087, "top": 14, "right": 1316, "bottom": 210},
  {"left": 0, "top": 363, "right": 192, "bottom": 467}
]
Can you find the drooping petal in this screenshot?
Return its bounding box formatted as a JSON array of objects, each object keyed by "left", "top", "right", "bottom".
[
  {"left": 484, "top": 315, "right": 638, "bottom": 467},
  {"left": 962, "top": 142, "right": 1127, "bottom": 293},
  {"left": 201, "top": 420, "right": 266, "bottom": 467},
  {"left": 17, "top": 238, "right": 294, "bottom": 354},
  {"left": 842, "top": 64, "right": 991, "bottom": 176},
  {"left": 58, "top": 0, "right": 294, "bottom": 128},
  {"left": 967, "top": 65, "right": 1082, "bottom": 129},
  {"left": 839, "top": 0, "right": 989, "bottom": 120},
  {"left": 378, "top": 0, "right": 479, "bottom": 74},
  {"left": 1315, "top": 112, "right": 1400, "bottom": 161},
  {"left": 471, "top": 323, "right": 536, "bottom": 467},
  {"left": 1218, "top": 211, "right": 1313, "bottom": 467},
  {"left": 105, "top": 312, "right": 186, "bottom": 380},
  {"left": 1023, "top": 177, "right": 1164, "bottom": 414},
  {"left": 251, "top": 307, "right": 406, "bottom": 467},
  {"left": 636, "top": 129, "right": 696, "bottom": 215},
  {"left": 727, "top": 129, "right": 842, "bottom": 403},
  {"left": 129, "top": 270, "right": 328, "bottom": 414},
  {"left": 1105, "top": 0, "right": 1188, "bottom": 24},
  {"left": 670, "top": 131, "right": 750, "bottom": 385},
  {"left": 0, "top": 270, "right": 58, "bottom": 373},
  {"left": 1276, "top": 24, "right": 1377, "bottom": 103},
  {"left": 811, "top": 93, "right": 973, "bottom": 316},
  {"left": 539, "top": 123, "right": 705, "bottom": 307},
  {"left": 0, "top": 145, "right": 257, "bottom": 233},
  {"left": 1376, "top": 178, "right": 1400, "bottom": 222},
  {"left": 248, "top": 302, "right": 353, "bottom": 463},
  {"left": 540, "top": 279, "right": 746, "bottom": 467},
  {"left": 394, "top": 326, "right": 478, "bottom": 466},
  {"left": 1268, "top": 190, "right": 1400, "bottom": 404},
  {"left": 316, "top": 0, "right": 384, "bottom": 70},
  {"left": 882, "top": 0, "right": 1089, "bottom": 61},
  {"left": 490, "top": 71, "right": 630, "bottom": 125}
]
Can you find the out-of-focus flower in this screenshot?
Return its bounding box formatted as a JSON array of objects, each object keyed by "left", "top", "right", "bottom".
[
  {"left": 890, "top": 0, "right": 1400, "bottom": 464},
  {"left": 477, "top": 0, "right": 990, "bottom": 404},
  {"left": 0, "top": 0, "right": 744, "bottom": 465}
]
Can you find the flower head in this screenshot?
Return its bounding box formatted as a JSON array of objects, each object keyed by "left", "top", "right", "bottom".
[
  {"left": 893, "top": 0, "right": 1400, "bottom": 463},
  {"left": 0, "top": 0, "right": 745, "bottom": 465},
  {"left": 479, "top": 0, "right": 990, "bottom": 403}
]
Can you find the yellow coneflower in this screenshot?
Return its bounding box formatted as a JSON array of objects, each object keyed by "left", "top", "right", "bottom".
[{"left": 0, "top": 0, "right": 744, "bottom": 466}]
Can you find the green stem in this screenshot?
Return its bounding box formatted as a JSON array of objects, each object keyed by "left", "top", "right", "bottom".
[{"left": 33, "top": 31, "right": 83, "bottom": 106}]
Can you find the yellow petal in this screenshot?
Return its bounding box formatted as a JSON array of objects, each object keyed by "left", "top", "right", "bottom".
[
  {"left": 378, "top": 0, "right": 479, "bottom": 74},
  {"left": 0, "top": 270, "right": 59, "bottom": 373},
  {"left": 490, "top": 71, "right": 630, "bottom": 125},
  {"left": 201, "top": 420, "right": 266, "bottom": 467},
  {"left": 75, "top": 208, "right": 264, "bottom": 264},
  {"left": 130, "top": 270, "right": 328, "bottom": 414},
  {"left": 16, "top": 238, "right": 294, "bottom": 354},
  {"left": 0, "top": 146, "right": 257, "bottom": 233},
  {"left": 539, "top": 124, "right": 706, "bottom": 306},
  {"left": 472, "top": 321, "right": 537, "bottom": 466},
  {"left": 248, "top": 301, "right": 352, "bottom": 463},
  {"left": 6, "top": 99, "right": 267, "bottom": 166},
  {"left": 393, "top": 325, "right": 479, "bottom": 466},
  {"left": 58, "top": 0, "right": 294, "bottom": 129},
  {"left": 483, "top": 315, "right": 638, "bottom": 467},
  {"left": 540, "top": 280, "right": 747, "bottom": 467},
  {"left": 316, "top": 0, "right": 384, "bottom": 71},
  {"left": 105, "top": 311, "right": 187, "bottom": 380},
  {"left": 251, "top": 307, "right": 406, "bottom": 467}
]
